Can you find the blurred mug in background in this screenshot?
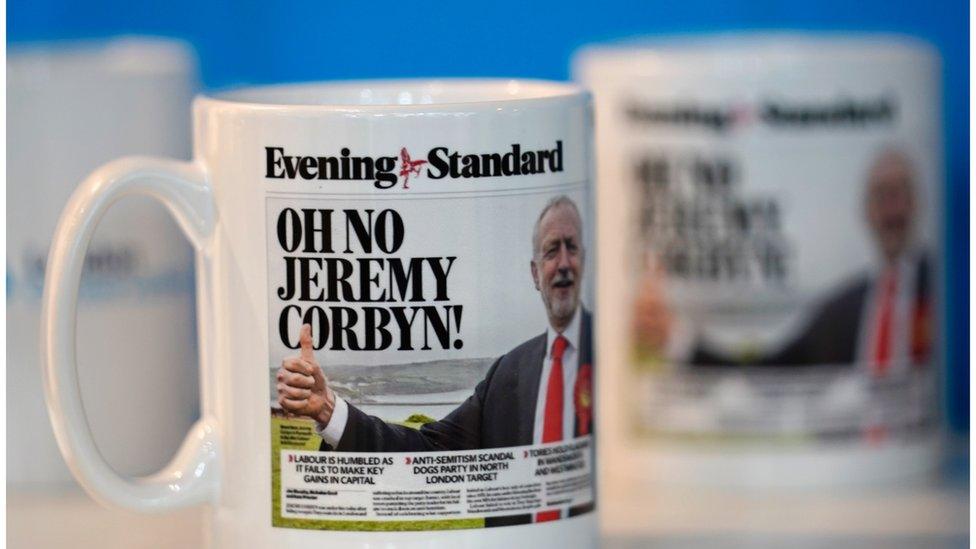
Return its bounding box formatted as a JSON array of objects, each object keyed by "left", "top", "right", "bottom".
[
  {"left": 576, "top": 33, "right": 943, "bottom": 488},
  {"left": 7, "top": 37, "right": 199, "bottom": 486}
]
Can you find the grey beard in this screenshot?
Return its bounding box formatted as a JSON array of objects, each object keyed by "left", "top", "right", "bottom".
[{"left": 545, "top": 294, "right": 577, "bottom": 328}]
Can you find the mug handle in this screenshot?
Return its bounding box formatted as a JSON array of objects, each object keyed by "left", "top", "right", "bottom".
[{"left": 41, "top": 156, "right": 220, "bottom": 511}]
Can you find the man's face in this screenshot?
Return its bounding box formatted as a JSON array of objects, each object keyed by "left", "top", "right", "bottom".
[
  {"left": 531, "top": 204, "right": 584, "bottom": 331},
  {"left": 865, "top": 152, "right": 917, "bottom": 263}
]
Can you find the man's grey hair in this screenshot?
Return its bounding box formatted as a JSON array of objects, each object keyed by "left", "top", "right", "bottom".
[{"left": 531, "top": 195, "right": 584, "bottom": 259}]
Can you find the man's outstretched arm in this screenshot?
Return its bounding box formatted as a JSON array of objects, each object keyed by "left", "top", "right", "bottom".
[
  {"left": 277, "top": 324, "right": 487, "bottom": 452},
  {"left": 332, "top": 392, "right": 484, "bottom": 452}
]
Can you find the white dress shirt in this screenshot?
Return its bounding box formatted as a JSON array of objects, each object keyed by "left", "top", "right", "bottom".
[
  {"left": 317, "top": 392, "right": 349, "bottom": 448},
  {"left": 856, "top": 253, "right": 920, "bottom": 375},
  {"left": 532, "top": 306, "right": 582, "bottom": 444}
]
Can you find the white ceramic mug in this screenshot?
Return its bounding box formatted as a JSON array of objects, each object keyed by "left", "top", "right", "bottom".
[
  {"left": 43, "top": 79, "right": 597, "bottom": 548},
  {"left": 576, "top": 34, "right": 942, "bottom": 488},
  {"left": 8, "top": 37, "right": 198, "bottom": 486}
]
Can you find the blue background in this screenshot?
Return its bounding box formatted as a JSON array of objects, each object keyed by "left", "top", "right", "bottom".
[{"left": 9, "top": 0, "right": 969, "bottom": 430}]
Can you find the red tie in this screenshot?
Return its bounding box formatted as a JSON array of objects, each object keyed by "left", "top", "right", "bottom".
[
  {"left": 542, "top": 335, "right": 568, "bottom": 443},
  {"left": 537, "top": 335, "right": 568, "bottom": 523},
  {"left": 872, "top": 269, "right": 897, "bottom": 376}
]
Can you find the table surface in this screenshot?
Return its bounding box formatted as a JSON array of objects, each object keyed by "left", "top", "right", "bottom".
[{"left": 9, "top": 468, "right": 968, "bottom": 548}]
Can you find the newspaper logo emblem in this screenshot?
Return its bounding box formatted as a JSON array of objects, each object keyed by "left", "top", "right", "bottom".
[{"left": 399, "top": 148, "right": 428, "bottom": 189}]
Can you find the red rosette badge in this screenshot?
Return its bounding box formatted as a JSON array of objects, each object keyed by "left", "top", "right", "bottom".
[
  {"left": 910, "top": 298, "right": 932, "bottom": 366},
  {"left": 574, "top": 363, "right": 593, "bottom": 435}
]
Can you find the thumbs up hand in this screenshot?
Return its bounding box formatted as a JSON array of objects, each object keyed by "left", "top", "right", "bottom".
[
  {"left": 632, "top": 257, "right": 674, "bottom": 356},
  {"left": 277, "top": 324, "right": 336, "bottom": 425}
]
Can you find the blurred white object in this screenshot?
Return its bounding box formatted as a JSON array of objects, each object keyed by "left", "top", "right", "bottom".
[
  {"left": 7, "top": 37, "right": 199, "bottom": 485},
  {"left": 576, "top": 33, "right": 943, "bottom": 487}
]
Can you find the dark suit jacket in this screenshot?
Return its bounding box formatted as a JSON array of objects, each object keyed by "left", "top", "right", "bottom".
[
  {"left": 319, "top": 310, "right": 595, "bottom": 526},
  {"left": 692, "top": 256, "right": 930, "bottom": 367},
  {"left": 323, "top": 310, "right": 593, "bottom": 452}
]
